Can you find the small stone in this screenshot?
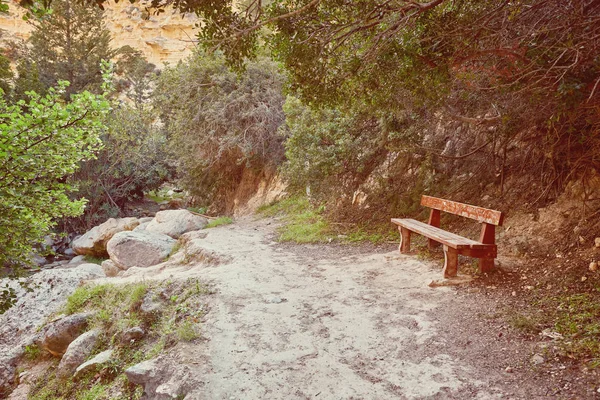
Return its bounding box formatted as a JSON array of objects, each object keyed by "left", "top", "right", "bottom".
[
  {"left": 63, "top": 248, "right": 76, "bottom": 256},
  {"left": 121, "top": 327, "right": 145, "bottom": 344},
  {"left": 74, "top": 349, "right": 113, "bottom": 378},
  {"left": 125, "top": 358, "right": 159, "bottom": 386},
  {"left": 589, "top": 261, "right": 598, "bottom": 272},
  {"left": 505, "top": 366, "right": 513, "bottom": 373},
  {"left": 266, "top": 296, "right": 286, "bottom": 304},
  {"left": 68, "top": 255, "right": 86, "bottom": 264},
  {"left": 511, "top": 291, "right": 516, "bottom": 296},
  {"left": 101, "top": 259, "right": 120, "bottom": 277},
  {"left": 581, "top": 276, "right": 588, "bottom": 282},
  {"left": 140, "top": 294, "right": 162, "bottom": 317},
  {"left": 531, "top": 354, "right": 545, "bottom": 365},
  {"left": 594, "top": 237, "right": 600, "bottom": 248}
]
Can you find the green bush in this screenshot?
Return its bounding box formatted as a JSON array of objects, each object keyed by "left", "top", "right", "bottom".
[
  {"left": 0, "top": 80, "right": 110, "bottom": 268},
  {"left": 153, "top": 51, "right": 286, "bottom": 210}
]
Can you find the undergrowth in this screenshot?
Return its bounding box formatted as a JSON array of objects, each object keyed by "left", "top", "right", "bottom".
[
  {"left": 508, "top": 291, "right": 600, "bottom": 368},
  {"left": 29, "top": 278, "right": 213, "bottom": 400},
  {"left": 258, "top": 196, "right": 396, "bottom": 244}
]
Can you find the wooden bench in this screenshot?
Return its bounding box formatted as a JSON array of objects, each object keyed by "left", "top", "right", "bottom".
[{"left": 391, "top": 195, "right": 504, "bottom": 278}]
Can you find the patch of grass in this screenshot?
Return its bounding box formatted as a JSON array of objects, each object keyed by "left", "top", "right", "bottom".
[
  {"left": 30, "top": 279, "right": 214, "bottom": 400},
  {"left": 205, "top": 216, "right": 234, "bottom": 228},
  {"left": 551, "top": 293, "right": 600, "bottom": 363},
  {"left": 508, "top": 313, "right": 542, "bottom": 334},
  {"left": 168, "top": 241, "right": 183, "bottom": 258},
  {"left": 24, "top": 344, "right": 42, "bottom": 360},
  {"left": 77, "top": 383, "right": 107, "bottom": 400},
  {"left": 187, "top": 206, "right": 207, "bottom": 214},
  {"left": 259, "top": 196, "right": 398, "bottom": 245},
  {"left": 260, "top": 197, "right": 332, "bottom": 243},
  {"left": 82, "top": 255, "right": 105, "bottom": 265},
  {"left": 176, "top": 319, "right": 200, "bottom": 342},
  {"left": 65, "top": 284, "right": 111, "bottom": 314}
]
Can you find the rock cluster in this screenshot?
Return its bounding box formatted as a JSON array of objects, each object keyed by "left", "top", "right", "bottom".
[
  {"left": 0, "top": 263, "right": 105, "bottom": 396},
  {"left": 65, "top": 209, "right": 210, "bottom": 276}
]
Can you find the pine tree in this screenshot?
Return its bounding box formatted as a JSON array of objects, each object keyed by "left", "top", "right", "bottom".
[{"left": 23, "top": 0, "right": 115, "bottom": 98}]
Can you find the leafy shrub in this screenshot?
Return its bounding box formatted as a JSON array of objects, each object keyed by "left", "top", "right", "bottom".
[
  {"left": 153, "top": 51, "right": 286, "bottom": 210},
  {"left": 0, "top": 80, "right": 109, "bottom": 267},
  {"left": 62, "top": 105, "right": 172, "bottom": 231}
]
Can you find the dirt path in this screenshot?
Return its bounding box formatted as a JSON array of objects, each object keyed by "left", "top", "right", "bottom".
[{"left": 120, "top": 217, "right": 597, "bottom": 399}]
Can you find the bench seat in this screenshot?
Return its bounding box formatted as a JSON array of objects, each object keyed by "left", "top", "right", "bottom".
[{"left": 391, "top": 218, "right": 494, "bottom": 250}]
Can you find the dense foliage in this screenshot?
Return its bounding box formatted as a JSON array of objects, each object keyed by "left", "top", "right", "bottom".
[
  {"left": 153, "top": 52, "right": 286, "bottom": 209},
  {"left": 63, "top": 52, "right": 171, "bottom": 231},
  {"left": 185, "top": 0, "right": 600, "bottom": 213},
  {"left": 0, "top": 81, "right": 110, "bottom": 266}
]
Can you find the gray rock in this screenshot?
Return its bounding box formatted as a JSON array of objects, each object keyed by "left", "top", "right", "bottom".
[
  {"left": 266, "top": 296, "right": 284, "bottom": 304},
  {"left": 531, "top": 354, "right": 545, "bottom": 365},
  {"left": 146, "top": 210, "right": 208, "bottom": 239},
  {"left": 125, "top": 358, "right": 160, "bottom": 386},
  {"left": 140, "top": 294, "right": 162, "bottom": 317},
  {"left": 63, "top": 248, "right": 76, "bottom": 257},
  {"left": 57, "top": 330, "right": 100, "bottom": 377},
  {"left": 68, "top": 255, "right": 86, "bottom": 265},
  {"left": 134, "top": 221, "right": 151, "bottom": 231},
  {"left": 74, "top": 349, "right": 113, "bottom": 378},
  {"left": 72, "top": 217, "right": 140, "bottom": 257},
  {"left": 125, "top": 358, "right": 183, "bottom": 398},
  {"left": 41, "top": 312, "right": 94, "bottom": 356},
  {"left": 101, "top": 259, "right": 120, "bottom": 277},
  {"left": 73, "top": 263, "right": 104, "bottom": 276},
  {"left": 121, "top": 327, "right": 145, "bottom": 344},
  {"left": 106, "top": 231, "right": 176, "bottom": 270},
  {"left": 31, "top": 254, "right": 47, "bottom": 266},
  {"left": 155, "top": 381, "right": 183, "bottom": 399},
  {"left": 0, "top": 352, "right": 19, "bottom": 397}
]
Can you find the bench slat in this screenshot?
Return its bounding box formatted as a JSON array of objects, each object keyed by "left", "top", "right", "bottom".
[
  {"left": 421, "top": 195, "right": 503, "bottom": 226},
  {"left": 391, "top": 218, "right": 495, "bottom": 250}
]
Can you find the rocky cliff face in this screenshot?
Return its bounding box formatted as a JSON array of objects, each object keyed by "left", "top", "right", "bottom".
[{"left": 0, "top": 0, "right": 198, "bottom": 66}]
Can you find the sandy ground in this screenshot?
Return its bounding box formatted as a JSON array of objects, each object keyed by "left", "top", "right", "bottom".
[{"left": 110, "top": 217, "right": 599, "bottom": 399}]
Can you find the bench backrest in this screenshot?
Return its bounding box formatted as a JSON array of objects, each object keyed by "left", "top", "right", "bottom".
[{"left": 421, "top": 195, "right": 504, "bottom": 226}]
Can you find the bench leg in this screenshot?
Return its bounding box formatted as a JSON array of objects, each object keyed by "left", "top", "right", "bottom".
[
  {"left": 479, "top": 258, "right": 495, "bottom": 273},
  {"left": 443, "top": 246, "right": 458, "bottom": 278},
  {"left": 399, "top": 227, "right": 411, "bottom": 253}
]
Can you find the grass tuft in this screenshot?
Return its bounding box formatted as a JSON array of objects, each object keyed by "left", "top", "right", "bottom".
[
  {"left": 205, "top": 216, "right": 234, "bottom": 228},
  {"left": 82, "top": 255, "right": 105, "bottom": 265}
]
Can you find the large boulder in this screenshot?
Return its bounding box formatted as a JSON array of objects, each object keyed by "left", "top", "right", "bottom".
[
  {"left": 106, "top": 231, "right": 176, "bottom": 270},
  {"left": 56, "top": 329, "right": 100, "bottom": 377},
  {"left": 72, "top": 217, "right": 140, "bottom": 257},
  {"left": 40, "top": 312, "right": 95, "bottom": 356},
  {"left": 145, "top": 210, "right": 208, "bottom": 239}
]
